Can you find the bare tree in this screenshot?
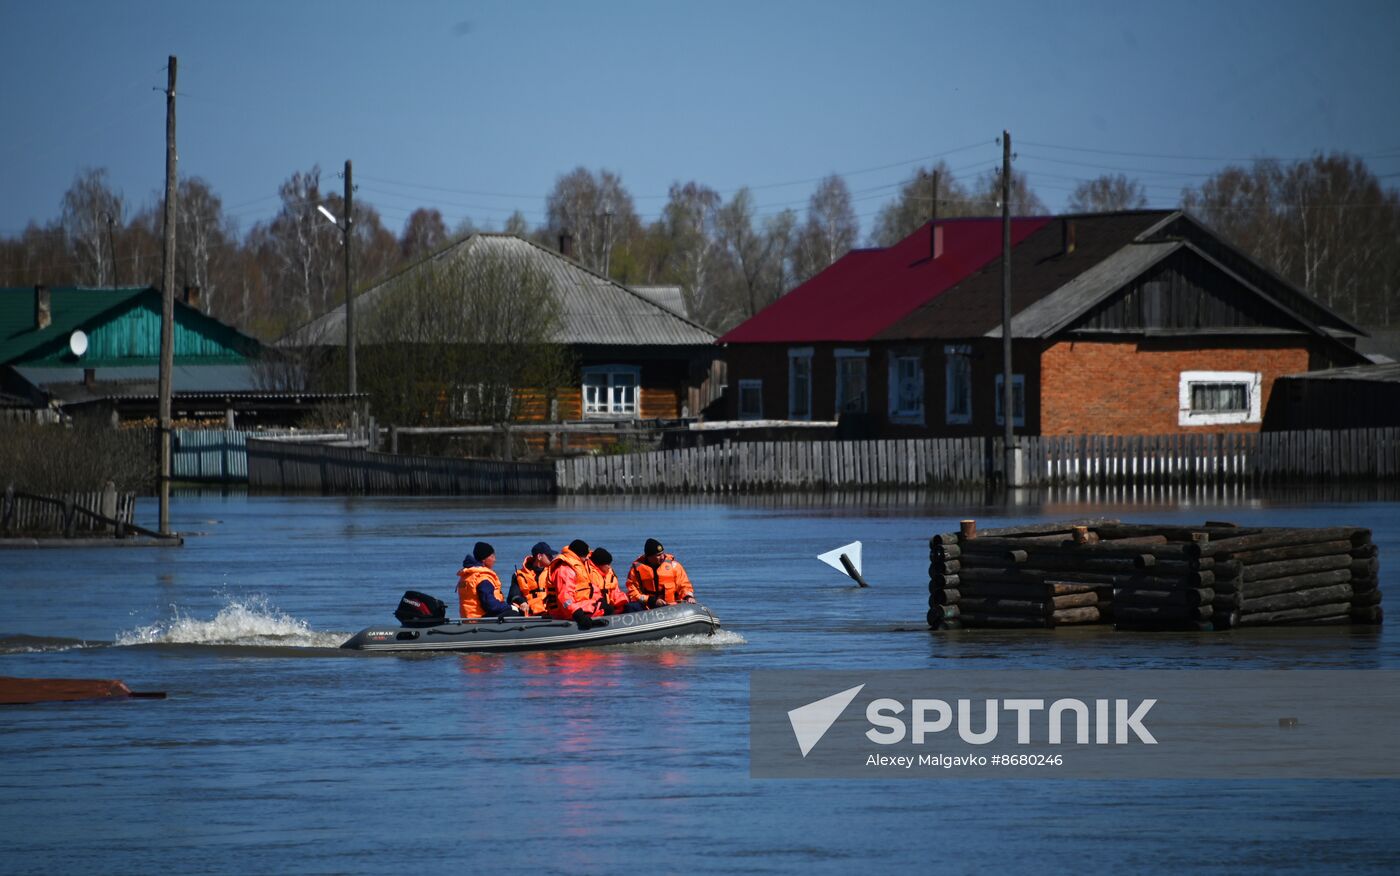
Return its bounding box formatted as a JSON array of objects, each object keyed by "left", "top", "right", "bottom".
[
  {"left": 502, "top": 210, "right": 530, "bottom": 238},
  {"left": 793, "top": 174, "right": 859, "bottom": 283},
  {"left": 968, "top": 167, "right": 1047, "bottom": 216},
  {"left": 252, "top": 166, "right": 339, "bottom": 328},
  {"left": 60, "top": 168, "right": 124, "bottom": 285},
  {"left": 870, "top": 162, "right": 974, "bottom": 246},
  {"left": 1068, "top": 174, "right": 1149, "bottom": 212},
  {"left": 400, "top": 208, "right": 449, "bottom": 261},
  {"left": 358, "top": 248, "right": 572, "bottom": 428},
  {"left": 544, "top": 167, "right": 638, "bottom": 274},
  {"left": 713, "top": 188, "right": 795, "bottom": 326},
  {"left": 658, "top": 181, "right": 722, "bottom": 325}
]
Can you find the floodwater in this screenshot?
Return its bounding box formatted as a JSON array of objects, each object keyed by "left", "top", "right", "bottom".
[{"left": 2, "top": 487, "right": 1399, "bottom": 874}]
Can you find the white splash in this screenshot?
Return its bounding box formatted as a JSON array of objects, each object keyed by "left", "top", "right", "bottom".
[
  {"left": 620, "top": 629, "right": 747, "bottom": 650},
  {"left": 115, "top": 596, "right": 347, "bottom": 649}
]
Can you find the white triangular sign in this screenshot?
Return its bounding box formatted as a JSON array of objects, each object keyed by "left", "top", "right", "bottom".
[
  {"left": 817, "top": 541, "right": 861, "bottom": 576},
  {"left": 788, "top": 684, "right": 865, "bottom": 757}
]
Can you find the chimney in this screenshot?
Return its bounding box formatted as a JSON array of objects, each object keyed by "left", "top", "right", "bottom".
[
  {"left": 183, "top": 285, "right": 202, "bottom": 311},
  {"left": 35, "top": 285, "right": 51, "bottom": 330},
  {"left": 558, "top": 231, "right": 574, "bottom": 259},
  {"left": 84, "top": 368, "right": 97, "bottom": 389},
  {"left": 930, "top": 225, "right": 944, "bottom": 260},
  {"left": 1062, "top": 219, "right": 1077, "bottom": 256}
]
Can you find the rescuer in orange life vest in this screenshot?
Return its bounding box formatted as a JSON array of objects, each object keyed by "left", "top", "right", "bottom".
[
  {"left": 626, "top": 538, "right": 697, "bottom": 608},
  {"left": 546, "top": 539, "right": 608, "bottom": 630},
  {"left": 589, "top": 547, "right": 646, "bottom": 615},
  {"left": 508, "top": 541, "right": 554, "bottom": 616},
  {"left": 457, "top": 542, "right": 522, "bottom": 619}
]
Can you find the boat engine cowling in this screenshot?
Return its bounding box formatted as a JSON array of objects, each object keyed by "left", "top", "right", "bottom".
[{"left": 394, "top": 591, "right": 448, "bottom": 627}]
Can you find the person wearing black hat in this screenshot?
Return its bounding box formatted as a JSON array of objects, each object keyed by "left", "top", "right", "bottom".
[
  {"left": 457, "top": 541, "right": 520, "bottom": 619},
  {"left": 626, "top": 538, "right": 697, "bottom": 608},
  {"left": 589, "top": 547, "right": 645, "bottom": 615},
  {"left": 508, "top": 541, "right": 555, "bottom": 615},
  {"left": 545, "top": 539, "right": 608, "bottom": 629}
]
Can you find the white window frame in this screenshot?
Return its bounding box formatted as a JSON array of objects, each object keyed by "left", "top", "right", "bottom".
[
  {"left": 738, "top": 379, "right": 764, "bottom": 420},
  {"left": 1178, "top": 370, "right": 1262, "bottom": 426},
  {"left": 945, "top": 344, "right": 972, "bottom": 425},
  {"left": 788, "top": 347, "right": 813, "bottom": 420},
  {"left": 834, "top": 348, "right": 870, "bottom": 415},
  {"left": 581, "top": 364, "right": 641, "bottom": 418},
  {"left": 994, "top": 373, "right": 1026, "bottom": 427},
  {"left": 888, "top": 351, "right": 925, "bottom": 424}
]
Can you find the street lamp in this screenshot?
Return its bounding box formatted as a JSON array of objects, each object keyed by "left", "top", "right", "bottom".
[{"left": 317, "top": 160, "right": 355, "bottom": 397}]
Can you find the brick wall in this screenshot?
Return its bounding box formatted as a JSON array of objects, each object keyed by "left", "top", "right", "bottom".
[{"left": 1040, "top": 338, "right": 1310, "bottom": 435}]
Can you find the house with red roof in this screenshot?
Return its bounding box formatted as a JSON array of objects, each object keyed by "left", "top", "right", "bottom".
[{"left": 717, "top": 210, "right": 1370, "bottom": 438}]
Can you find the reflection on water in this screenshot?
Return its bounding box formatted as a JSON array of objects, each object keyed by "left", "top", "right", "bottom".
[{"left": 1, "top": 491, "right": 1397, "bottom": 874}]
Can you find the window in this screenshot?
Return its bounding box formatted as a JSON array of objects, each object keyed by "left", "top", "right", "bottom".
[
  {"left": 994, "top": 373, "right": 1026, "bottom": 427},
  {"left": 582, "top": 365, "right": 640, "bottom": 417},
  {"left": 788, "top": 348, "right": 813, "bottom": 420},
  {"left": 945, "top": 345, "right": 972, "bottom": 425},
  {"left": 1179, "top": 370, "right": 1261, "bottom": 425},
  {"left": 888, "top": 352, "right": 924, "bottom": 422},
  {"left": 738, "top": 379, "right": 763, "bottom": 419},
  {"left": 835, "top": 348, "right": 869, "bottom": 415}
]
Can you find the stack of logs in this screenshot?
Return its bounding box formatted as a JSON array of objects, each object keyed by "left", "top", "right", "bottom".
[{"left": 928, "top": 520, "right": 1383, "bottom": 632}]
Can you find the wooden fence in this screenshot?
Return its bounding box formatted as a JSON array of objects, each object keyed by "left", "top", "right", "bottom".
[
  {"left": 555, "top": 427, "right": 1400, "bottom": 493},
  {"left": 172, "top": 429, "right": 355, "bottom": 483},
  {"left": 1, "top": 486, "right": 136, "bottom": 537},
  {"left": 247, "top": 437, "right": 554, "bottom": 495}
]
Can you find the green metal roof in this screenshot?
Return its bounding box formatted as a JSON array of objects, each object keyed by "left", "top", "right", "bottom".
[{"left": 0, "top": 287, "right": 259, "bottom": 367}]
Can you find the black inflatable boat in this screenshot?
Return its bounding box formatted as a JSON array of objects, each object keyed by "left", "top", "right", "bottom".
[{"left": 340, "top": 602, "right": 722, "bottom": 653}]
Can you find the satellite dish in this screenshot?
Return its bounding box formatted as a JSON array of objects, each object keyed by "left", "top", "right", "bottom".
[{"left": 69, "top": 330, "right": 88, "bottom": 357}]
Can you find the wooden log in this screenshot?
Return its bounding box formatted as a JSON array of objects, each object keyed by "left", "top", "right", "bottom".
[
  {"left": 1094, "top": 523, "right": 1260, "bottom": 541},
  {"left": 1350, "top": 577, "right": 1379, "bottom": 593},
  {"left": 1349, "top": 558, "right": 1379, "bottom": 579},
  {"left": 1242, "top": 554, "right": 1352, "bottom": 582},
  {"left": 1052, "top": 592, "right": 1097, "bottom": 610},
  {"left": 1211, "top": 591, "right": 1243, "bottom": 610},
  {"left": 1291, "top": 615, "right": 1351, "bottom": 626},
  {"left": 931, "top": 573, "right": 960, "bottom": 589},
  {"left": 1349, "top": 589, "right": 1382, "bottom": 607},
  {"left": 1047, "top": 581, "right": 1095, "bottom": 595},
  {"left": 956, "top": 581, "right": 1052, "bottom": 600},
  {"left": 1350, "top": 606, "right": 1383, "bottom": 624},
  {"left": 1349, "top": 543, "right": 1379, "bottom": 560},
  {"left": 959, "top": 566, "right": 1198, "bottom": 589},
  {"left": 964, "top": 552, "right": 1202, "bottom": 576},
  {"left": 1211, "top": 609, "right": 1240, "bottom": 629},
  {"left": 1241, "top": 583, "right": 1354, "bottom": 615},
  {"left": 1101, "top": 535, "right": 1170, "bottom": 546},
  {"left": 1206, "top": 527, "right": 1371, "bottom": 556},
  {"left": 932, "top": 543, "right": 962, "bottom": 560},
  {"left": 1222, "top": 539, "right": 1351, "bottom": 565},
  {"left": 931, "top": 532, "right": 960, "bottom": 547},
  {"left": 960, "top": 519, "right": 977, "bottom": 539},
  {"left": 1116, "top": 588, "right": 1215, "bottom": 607},
  {"left": 932, "top": 588, "right": 961, "bottom": 605},
  {"left": 957, "top": 596, "right": 1051, "bottom": 617},
  {"left": 1052, "top": 606, "right": 1101, "bottom": 624},
  {"left": 1238, "top": 601, "right": 1355, "bottom": 627},
  {"left": 1114, "top": 604, "right": 1213, "bottom": 622},
  {"left": 1212, "top": 560, "right": 1243, "bottom": 580},
  {"left": 1243, "top": 568, "right": 1352, "bottom": 599},
  {"left": 957, "top": 537, "right": 1200, "bottom": 562},
  {"left": 958, "top": 612, "right": 1053, "bottom": 629},
  {"left": 1071, "top": 525, "right": 1091, "bottom": 544},
  {"left": 1006, "top": 549, "right": 1029, "bottom": 564}
]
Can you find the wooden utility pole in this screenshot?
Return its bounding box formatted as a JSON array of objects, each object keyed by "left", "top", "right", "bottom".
[
  {"left": 928, "top": 169, "right": 940, "bottom": 259},
  {"left": 1000, "top": 129, "right": 1016, "bottom": 488},
  {"left": 157, "top": 56, "right": 178, "bottom": 535},
  {"left": 343, "top": 159, "right": 356, "bottom": 397}
]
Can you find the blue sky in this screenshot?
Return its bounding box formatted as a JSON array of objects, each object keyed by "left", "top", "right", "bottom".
[{"left": 2, "top": 0, "right": 1397, "bottom": 241}]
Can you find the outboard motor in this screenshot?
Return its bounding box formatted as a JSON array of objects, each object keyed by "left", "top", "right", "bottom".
[{"left": 394, "top": 591, "right": 448, "bottom": 627}]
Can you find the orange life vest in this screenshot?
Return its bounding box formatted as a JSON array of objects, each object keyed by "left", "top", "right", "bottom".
[
  {"left": 589, "top": 558, "right": 626, "bottom": 610},
  {"left": 626, "top": 553, "right": 692, "bottom": 604},
  {"left": 546, "top": 548, "right": 595, "bottom": 615},
  {"left": 457, "top": 565, "right": 504, "bottom": 619},
  {"left": 513, "top": 560, "right": 549, "bottom": 615}
]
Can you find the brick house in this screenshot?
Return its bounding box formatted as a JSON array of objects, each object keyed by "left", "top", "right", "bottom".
[{"left": 718, "top": 210, "right": 1369, "bottom": 437}]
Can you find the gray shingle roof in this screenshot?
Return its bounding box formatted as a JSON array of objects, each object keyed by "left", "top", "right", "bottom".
[{"left": 281, "top": 235, "right": 715, "bottom": 348}]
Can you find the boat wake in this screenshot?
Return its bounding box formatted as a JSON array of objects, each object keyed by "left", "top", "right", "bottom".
[
  {"left": 618, "top": 629, "right": 747, "bottom": 650},
  {"left": 0, "top": 635, "right": 105, "bottom": 654},
  {"left": 115, "top": 597, "right": 348, "bottom": 650}
]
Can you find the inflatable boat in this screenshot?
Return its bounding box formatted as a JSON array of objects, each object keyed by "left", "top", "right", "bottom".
[{"left": 340, "top": 602, "right": 721, "bottom": 653}]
